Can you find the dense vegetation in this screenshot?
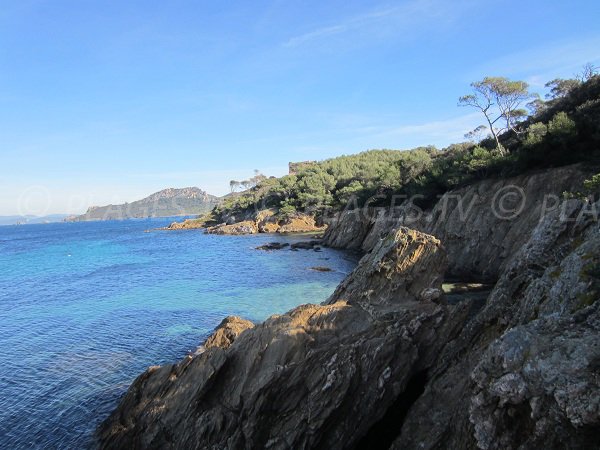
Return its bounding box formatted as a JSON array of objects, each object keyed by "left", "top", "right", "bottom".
[{"left": 211, "top": 73, "right": 600, "bottom": 222}]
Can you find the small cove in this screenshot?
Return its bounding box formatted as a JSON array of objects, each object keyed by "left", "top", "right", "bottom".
[{"left": 0, "top": 218, "right": 358, "bottom": 449}]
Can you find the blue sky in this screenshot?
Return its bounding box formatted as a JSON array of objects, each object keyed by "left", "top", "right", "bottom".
[{"left": 1, "top": 0, "right": 599, "bottom": 215}]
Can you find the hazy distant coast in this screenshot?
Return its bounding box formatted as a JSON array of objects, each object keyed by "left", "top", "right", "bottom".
[
  {"left": 0, "top": 214, "right": 70, "bottom": 226},
  {"left": 67, "top": 187, "right": 220, "bottom": 222}
]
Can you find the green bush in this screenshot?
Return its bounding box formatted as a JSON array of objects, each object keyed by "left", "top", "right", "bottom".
[
  {"left": 278, "top": 203, "right": 297, "bottom": 218},
  {"left": 524, "top": 122, "right": 548, "bottom": 147},
  {"left": 583, "top": 173, "right": 600, "bottom": 192},
  {"left": 548, "top": 111, "right": 577, "bottom": 137}
]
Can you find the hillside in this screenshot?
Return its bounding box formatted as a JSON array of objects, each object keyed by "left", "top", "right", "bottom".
[
  {"left": 69, "top": 187, "right": 220, "bottom": 221},
  {"left": 190, "top": 74, "right": 599, "bottom": 230}
]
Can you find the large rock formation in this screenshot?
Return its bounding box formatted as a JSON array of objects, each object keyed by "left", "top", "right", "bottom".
[
  {"left": 204, "top": 211, "right": 326, "bottom": 235},
  {"left": 323, "top": 164, "right": 588, "bottom": 280},
  {"left": 98, "top": 228, "right": 469, "bottom": 449},
  {"left": 392, "top": 197, "right": 600, "bottom": 449},
  {"left": 167, "top": 210, "right": 326, "bottom": 234},
  {"left": 206, "top": 220, "right": 259, "bottom": 235}
]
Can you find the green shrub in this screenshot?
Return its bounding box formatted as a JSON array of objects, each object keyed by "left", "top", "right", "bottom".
[
  {"left": 548, "top": 111, "right": 577, "bottom": 137},
  {"left": 583, "top": 173, "right": 600, "bottom": 193},
  {"left": 278, "top": 203, "right": 297, "bottom": 218},
  {"left": 523, "top": 122, "right": 548, "bottom": 147}
]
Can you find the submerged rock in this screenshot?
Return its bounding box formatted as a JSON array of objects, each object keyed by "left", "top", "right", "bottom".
[
  {"left": 290, "top": 240, "right": 321, "bottom": 250},
  {"left": 255, "top": 242, "right": 290, "bottom": 251}
]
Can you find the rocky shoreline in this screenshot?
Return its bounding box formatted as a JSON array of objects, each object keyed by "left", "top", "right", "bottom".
[
  {"left": 98, "top": 165, "right": 600, "bottom": 449},
  {"left": 166, "top": 210, "right": 326, "bottom": 235}
]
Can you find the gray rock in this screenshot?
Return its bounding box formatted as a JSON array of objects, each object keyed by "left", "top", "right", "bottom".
[
  {"left": 324, "top": 164, "right": 588, "bottom": 280},
  {"left": 469, "top": 305, "right": 600, "bottom": 449},
  {"left": 392, "top": 198, "right": 600, "bottom": 450},
  {"left": 290, "top": 240, "right": 321, "bottom": 250},
  {"left": 256, "top": 242, "right": 290, "bottom": 251}
]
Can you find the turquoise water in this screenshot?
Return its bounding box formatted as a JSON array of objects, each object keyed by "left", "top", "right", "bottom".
[{"left": 0, "top": 218, "right": 357, "bottom": 449}]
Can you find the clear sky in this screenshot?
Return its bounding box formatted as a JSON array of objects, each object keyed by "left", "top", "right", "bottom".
[{"left": 1, "top": 0, "right": 599, "bottom": 215}]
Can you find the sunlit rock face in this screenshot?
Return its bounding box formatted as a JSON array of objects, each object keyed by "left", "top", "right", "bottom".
[
  {"left": 204, "top": 212, "right": 326, "bottom": 235},
  {"left": 98, "top": 228, "right": 467, "bottom": 449}
]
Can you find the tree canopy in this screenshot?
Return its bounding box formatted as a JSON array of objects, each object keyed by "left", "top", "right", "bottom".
[
  {"left": 459, "top": 76, "right": 531, "bottom": 154},
  {"left": 208, "top": 74, "right": 600, "bottom": 224}
]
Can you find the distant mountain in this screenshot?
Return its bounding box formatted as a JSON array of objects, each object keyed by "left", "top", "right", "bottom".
[
  {"left": 68, "top": 187, "right": 220, "bottom": 222},
  {"left": 0, "top": 214, "right": 70, "bottom": 226}
]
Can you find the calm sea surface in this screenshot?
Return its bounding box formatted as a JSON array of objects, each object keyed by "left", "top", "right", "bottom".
[{"left": 0, "top": 218, "right": 357, "bottom": 449}]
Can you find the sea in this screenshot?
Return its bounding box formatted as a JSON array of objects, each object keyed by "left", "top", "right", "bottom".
[{"left": 0, "top": 218, "right": 357, "bottom": 449}]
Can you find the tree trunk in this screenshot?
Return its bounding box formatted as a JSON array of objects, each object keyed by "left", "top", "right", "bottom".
[{"left": 483, "top": 113, "right": 505, "bottom": 155}]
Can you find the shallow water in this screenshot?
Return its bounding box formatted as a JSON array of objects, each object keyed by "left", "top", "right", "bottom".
[{"left": 0, "top": 218, "right": 357, "bottom": 449}]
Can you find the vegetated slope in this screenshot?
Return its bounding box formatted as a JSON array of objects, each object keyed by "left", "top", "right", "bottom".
[
  {"left": 205, "top": 75, "right": 599, "bottom": 226},
  {"left": 70, "top": 187, "right": 220, "bottom": 221}
]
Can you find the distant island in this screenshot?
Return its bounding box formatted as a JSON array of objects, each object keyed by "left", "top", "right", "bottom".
[{"left": 67, "top": 187, "right": 220, "bottom": 222}]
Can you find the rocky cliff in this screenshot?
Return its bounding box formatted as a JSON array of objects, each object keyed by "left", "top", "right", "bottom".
[
  {"left": 99, "top": 228, "right": 469, "bottom": 449},
  {"left": 323, "top": 165, "right": 588, "bottom": 280},
  {"left": 168, "top": 210, "right": 326, "bottom": 235},
  {"left": 99, "top": 166, "right": 600, "bottom": 449},
  {"left": 392, "top": 197, "right": 600, "bottom": 449}
]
